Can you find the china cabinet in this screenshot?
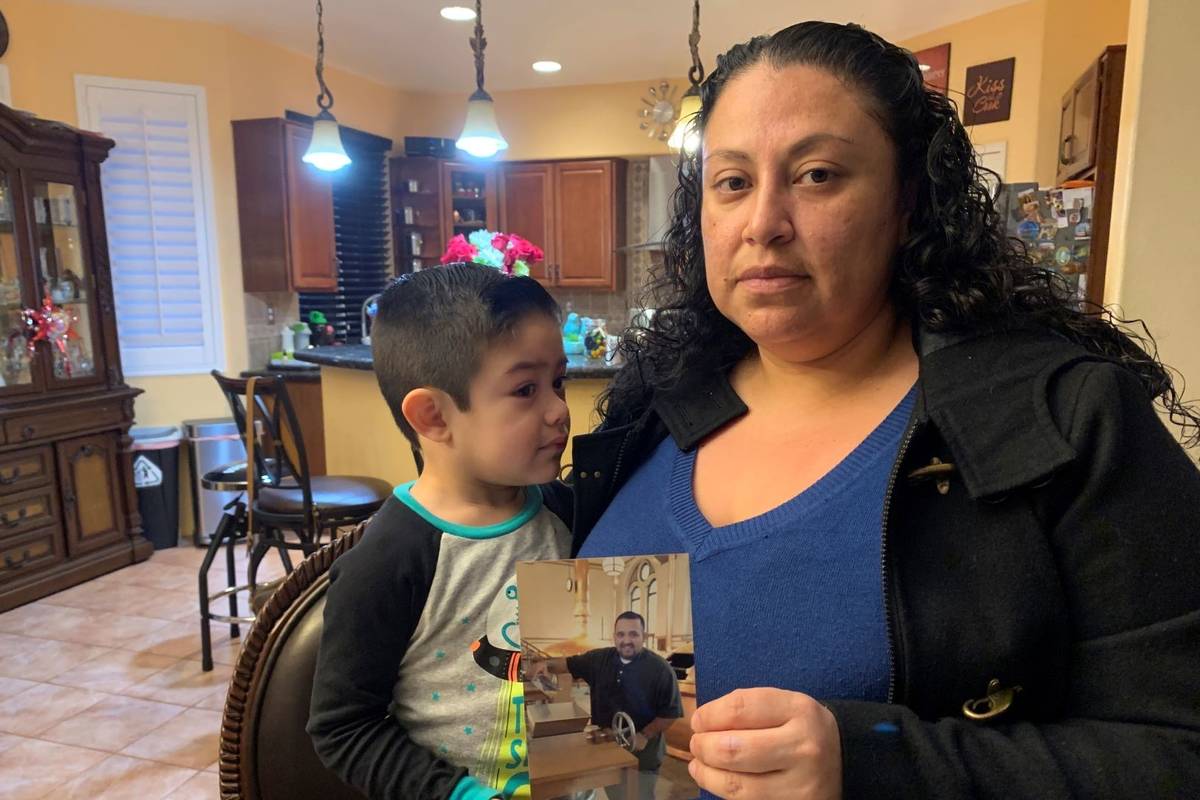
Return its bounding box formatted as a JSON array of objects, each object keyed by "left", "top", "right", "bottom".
[{"left": 0, "top": 102, "right": 149, "bottom": 612}]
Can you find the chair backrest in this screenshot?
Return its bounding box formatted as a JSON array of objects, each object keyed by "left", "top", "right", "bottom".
[
  {"left": 211, "top": 371, "right": 314, "bottom": 514},
  {"left": 219, "top": 521, "right": 368, "bottom": 800}
]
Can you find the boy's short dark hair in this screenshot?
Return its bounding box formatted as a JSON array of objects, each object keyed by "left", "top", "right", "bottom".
[{"left": 372, "top": 263, "right": 560, "bottom": 448}]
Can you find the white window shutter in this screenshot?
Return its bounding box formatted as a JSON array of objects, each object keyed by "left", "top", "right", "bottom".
[{"left": 75, "top": 76, "right": 223, "bottom": 376}]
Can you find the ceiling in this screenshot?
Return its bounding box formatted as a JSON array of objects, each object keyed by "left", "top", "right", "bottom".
[{"left": 68, "top": 0, "right": 1024, "bottom": 93}]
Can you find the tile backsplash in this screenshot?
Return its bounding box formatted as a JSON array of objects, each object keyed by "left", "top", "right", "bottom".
[{"left": 245, "top": 291, "right": 299, "bottom": 368}]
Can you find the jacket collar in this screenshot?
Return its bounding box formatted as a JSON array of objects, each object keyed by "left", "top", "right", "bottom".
[{"left": 649, "top": 324, "right": 1090, "bottom": 499}]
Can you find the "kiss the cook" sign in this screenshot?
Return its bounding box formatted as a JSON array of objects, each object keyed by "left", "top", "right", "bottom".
[{"left": 963, "top": 57, "right": 1016, "bottom": 125}]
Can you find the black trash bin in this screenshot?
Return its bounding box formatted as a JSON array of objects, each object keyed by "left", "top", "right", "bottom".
[{"left": 130, "top": 425, "right": 183, "bottom": 549}]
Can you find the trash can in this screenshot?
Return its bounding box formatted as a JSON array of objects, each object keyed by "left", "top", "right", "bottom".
[
  {"left": 129, "top": 425, "right": 183, "bottom": 550},
  {"left": 184, "top": 418, "right": 246, "bottom": 547}
]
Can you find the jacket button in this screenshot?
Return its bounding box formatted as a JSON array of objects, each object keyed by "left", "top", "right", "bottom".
[
  {"left": 593, "top": 471, "right": 603, "bottom": 480},
  {"left": 578, "top": 471, "right": 590, "bottom": 479},
  {"left": 962, "top": 679, "right": 1022, "bottom": 721}
]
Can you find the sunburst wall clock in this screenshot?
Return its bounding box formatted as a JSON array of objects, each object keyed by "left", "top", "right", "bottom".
[{"left": 637, "top": 81, "right": 679, "bottom": 142}]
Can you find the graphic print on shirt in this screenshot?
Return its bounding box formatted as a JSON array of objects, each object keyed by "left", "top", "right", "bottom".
[{"left": 470, "top": 578, "right": 528, "bottom": 798}]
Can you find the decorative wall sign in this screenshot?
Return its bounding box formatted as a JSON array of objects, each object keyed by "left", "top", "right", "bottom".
[
  {"left": 913, "top": 43, "right": 950, "bottom": 94},
  {"left": 964, "top": 57, "right": 1015, "bottom": 125}
]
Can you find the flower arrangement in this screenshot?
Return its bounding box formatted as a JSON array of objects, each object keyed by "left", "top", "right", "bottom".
[{"left": 440, "top": 230, "right": 544, "bottom": 276}]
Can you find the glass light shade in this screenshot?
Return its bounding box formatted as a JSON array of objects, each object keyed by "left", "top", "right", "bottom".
[
  {"left": 440, "top": 6, "right": 476, "bottom": 21},
  {"left": 456, "top": 92, "right": 509, "bottom": 159},
  {"left": 668, "top": 90, "right": 703, "bottom": 153},
  {"left": 303, "top": 112, "right": 352, "bottom": 171}
]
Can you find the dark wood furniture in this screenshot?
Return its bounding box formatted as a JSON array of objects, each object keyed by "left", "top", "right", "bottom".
[
  {"left": 0, "top": 102, "right": 150, "bottom": 613},
  {"left": 389, "top": 156, "right": 444, "bottom": 274},
  {"left": 232, "top": 118, "right": 337, "bottom": 293},
  {"left": 501, "top": 159, "right": 627, "bottom": 290},
  {"left": 220, "top": 520, "right": 369, "bottom": 800},
  {"left": 1055, "top": 45, "right": 1125, "bottom": 306},
  {"left": 388, "top": 155, "right": 627, "bottom": 290},
  {"left": 441, "top": 159, "right": 498, "bottom": 255}
]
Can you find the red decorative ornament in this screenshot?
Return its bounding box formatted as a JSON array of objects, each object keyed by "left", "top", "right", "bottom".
[{"left": 19, "top": 294, "right": 79, "bottom": 376}]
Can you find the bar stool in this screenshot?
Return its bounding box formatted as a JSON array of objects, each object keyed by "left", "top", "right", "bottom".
[{"left": 196, "top": 458, "right": 291, "bottom": 672}]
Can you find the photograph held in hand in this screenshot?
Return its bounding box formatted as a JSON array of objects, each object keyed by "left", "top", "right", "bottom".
[{"left": 518, "top": 555, "right": 699, "bottom": 800}]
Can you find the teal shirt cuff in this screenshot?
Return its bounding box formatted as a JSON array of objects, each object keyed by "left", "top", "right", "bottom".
[{"left": 448, "top": 776, "right": 500, "bottom": 800}]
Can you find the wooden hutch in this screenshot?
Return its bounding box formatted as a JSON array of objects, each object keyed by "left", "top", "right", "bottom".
[{"left": 0, "top": 103, "right": 149, "bottom": 612}]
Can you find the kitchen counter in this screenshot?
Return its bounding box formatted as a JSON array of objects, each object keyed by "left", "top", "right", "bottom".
[
  {"left": 293, "top": 344, "right": 619, "bottom": 486},
  {"left": 294, "top": 344, "right": 622, "bottom": 380}
]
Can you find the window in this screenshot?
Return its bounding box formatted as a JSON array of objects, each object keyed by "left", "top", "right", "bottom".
[
  {"left": 627, "top": 558, "right": 659, "bottom": 634},
  {"left": 75, "top": 76, "right": 222, "bottom": 375}
]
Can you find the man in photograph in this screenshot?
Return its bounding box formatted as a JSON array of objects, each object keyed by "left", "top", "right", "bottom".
[{"left": 529, "top": 611, "right": 683, "bottom": 799}]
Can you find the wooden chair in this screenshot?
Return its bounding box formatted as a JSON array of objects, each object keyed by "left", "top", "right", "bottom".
[
  {"left": 219, "top": 520, "right": 368, "bottom": 800},
  {"left": 210, "top": 372, "right": 390, "bottom": 589}
]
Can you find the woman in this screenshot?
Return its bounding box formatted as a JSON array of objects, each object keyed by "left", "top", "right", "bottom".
[{"left": 570, "top": 21, "right": 1200, "bottom": 800}]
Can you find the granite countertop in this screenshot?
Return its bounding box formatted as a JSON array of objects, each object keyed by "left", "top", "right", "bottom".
[{"left": 293, "top": 344, "right": 621, "bottom": 379}]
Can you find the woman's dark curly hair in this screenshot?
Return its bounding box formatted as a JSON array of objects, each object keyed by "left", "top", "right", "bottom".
[{"left": 600, "top": 20, "right": 1200, "bottom": 444}]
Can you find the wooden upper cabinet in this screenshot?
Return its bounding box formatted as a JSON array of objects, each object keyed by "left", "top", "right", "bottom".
[
  {"left": 498, "top": 158, "right": 625, "bottom": 290},
  {"left": 499, "top": 163, "right": 555, "bottom": 282},
  {"left": 555, "top": 160, "right": 624, "bottom": 289},
  {"left": 1057, "top": 61, "right": 1101, "bottom": 183},
  {"left": 440, "top": 161, "right": 497, "bottom": 256},
  {"left": 233, "top": 118, "right": 337, "bottom": 292}
]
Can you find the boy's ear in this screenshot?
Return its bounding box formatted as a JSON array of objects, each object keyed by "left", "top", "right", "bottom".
[{"left": 402, "top": 388, "right": 452, "bottom": 445}]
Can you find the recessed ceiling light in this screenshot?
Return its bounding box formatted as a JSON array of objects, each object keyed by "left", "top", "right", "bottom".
[
  {"left": 919, "top": 63, "right": 932, "bottom": 72},
  {"left": 440, "top": 6, "right": 476, "bottom": 21},
  {"left": 532, "top": 61, "right": 562, "bottom": 74}
]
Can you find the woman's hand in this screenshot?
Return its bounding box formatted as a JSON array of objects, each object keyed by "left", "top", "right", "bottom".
[{"left": 687, "top": 688, "right": 843, "bottom": 800}]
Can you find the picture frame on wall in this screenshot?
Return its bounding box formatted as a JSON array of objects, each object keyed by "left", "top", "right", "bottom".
[
  {"left": 913, "top": 43, "right": 951, "bottom": 94},
  {"left": 964, "top": 57, "right": 1016, "bottom": 125}
]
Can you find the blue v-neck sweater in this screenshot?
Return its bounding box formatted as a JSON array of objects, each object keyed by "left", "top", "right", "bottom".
[{"left": 580, "top": 388, "right": 915, "bottom": 712}]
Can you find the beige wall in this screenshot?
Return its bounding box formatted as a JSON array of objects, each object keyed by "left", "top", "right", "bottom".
[
  {"left": 1105, "top": 0, "right": 1200, "bottom": 410},
  {"left": 901, "top": 0, "right": 1049, "bottom": 183},
  {"left": 901, "top": 0, "right": 1129, "bottom": 185}
]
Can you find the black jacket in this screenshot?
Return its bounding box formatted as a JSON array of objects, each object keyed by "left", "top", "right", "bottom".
[{"left": 568, "top": 327, "right": 1200, "bottom": 799}]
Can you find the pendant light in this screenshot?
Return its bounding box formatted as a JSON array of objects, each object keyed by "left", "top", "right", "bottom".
[
  {"left": 668, "top": 0, "right": 705, "bottom": 154},
  {"left": 455, "top": 0, "right": 508, "bottom": 159},
  {"left": 302, "top": 0, "right": 352, "bottom": 171}
]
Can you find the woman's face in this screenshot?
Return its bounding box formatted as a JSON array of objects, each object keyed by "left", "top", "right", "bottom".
[{"left": 701, "top": 62, "right": 908, "bottom": 362}]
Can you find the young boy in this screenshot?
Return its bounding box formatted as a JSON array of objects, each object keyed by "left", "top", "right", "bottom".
[{"left": 308, "top": 264, "right": 573, "bottom": 800}]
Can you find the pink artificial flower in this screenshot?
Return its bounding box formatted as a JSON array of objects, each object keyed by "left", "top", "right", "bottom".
[{"left": 441, "top": 234, "right": 479, "bottom": 264}]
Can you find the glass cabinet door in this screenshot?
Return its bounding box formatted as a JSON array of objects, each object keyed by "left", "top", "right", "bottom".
[
  {"left": 0, "top": 169, "right": 37, "bottom": 392},
  {"left": 28, "top": 180, "right": 99, "bottom": 383}
]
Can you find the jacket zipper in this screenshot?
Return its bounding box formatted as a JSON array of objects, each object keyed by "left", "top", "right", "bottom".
[{"left": 881, "top": 417, "right": 919, "bottom": 704}]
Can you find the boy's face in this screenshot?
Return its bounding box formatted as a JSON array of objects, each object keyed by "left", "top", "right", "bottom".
[{"left": 449, "top": 314, "right": 570, "bottom": 486}]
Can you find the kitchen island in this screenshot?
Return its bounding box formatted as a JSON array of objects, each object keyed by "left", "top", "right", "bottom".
[{"left": 294, "top": 345, "right": 619, "bottom": 485}]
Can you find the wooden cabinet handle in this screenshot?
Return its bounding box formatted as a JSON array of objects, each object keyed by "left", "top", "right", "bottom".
[
  {"left": 0, "top": 468, "right": 21, "bottom": 485},
  {"left": 4, "top": 549, "right": 33, "bottom": 570},
  {"left": 20, "top": 425, "right": 35, "bottom": 441},
  {"left": 1, "top": 508, "right": 28, "bottom": 527}
]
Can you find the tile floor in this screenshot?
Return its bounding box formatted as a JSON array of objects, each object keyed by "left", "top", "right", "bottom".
[{"left": 0, "top": 542, "right": 287, "bottom": 800}]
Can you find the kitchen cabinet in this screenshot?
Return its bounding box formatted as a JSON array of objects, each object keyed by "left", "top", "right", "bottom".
[
  {"left": 498, "top": 162, "right": 554, "bottom": 282},
  {"left": 441, "top": 160, "right": 498, "bottom": 259},
  {"left": 0, "top": 101, "right": 149, "bottom": 611},
  {"left": 233, "top": 118, "right": 337, "bottom": 293},
  {"left": 500, "top": 159, "right": 626, "bottom": 290},
  {"left": 1054, "top": 45, "right": 1125, "bottom": 305}
]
